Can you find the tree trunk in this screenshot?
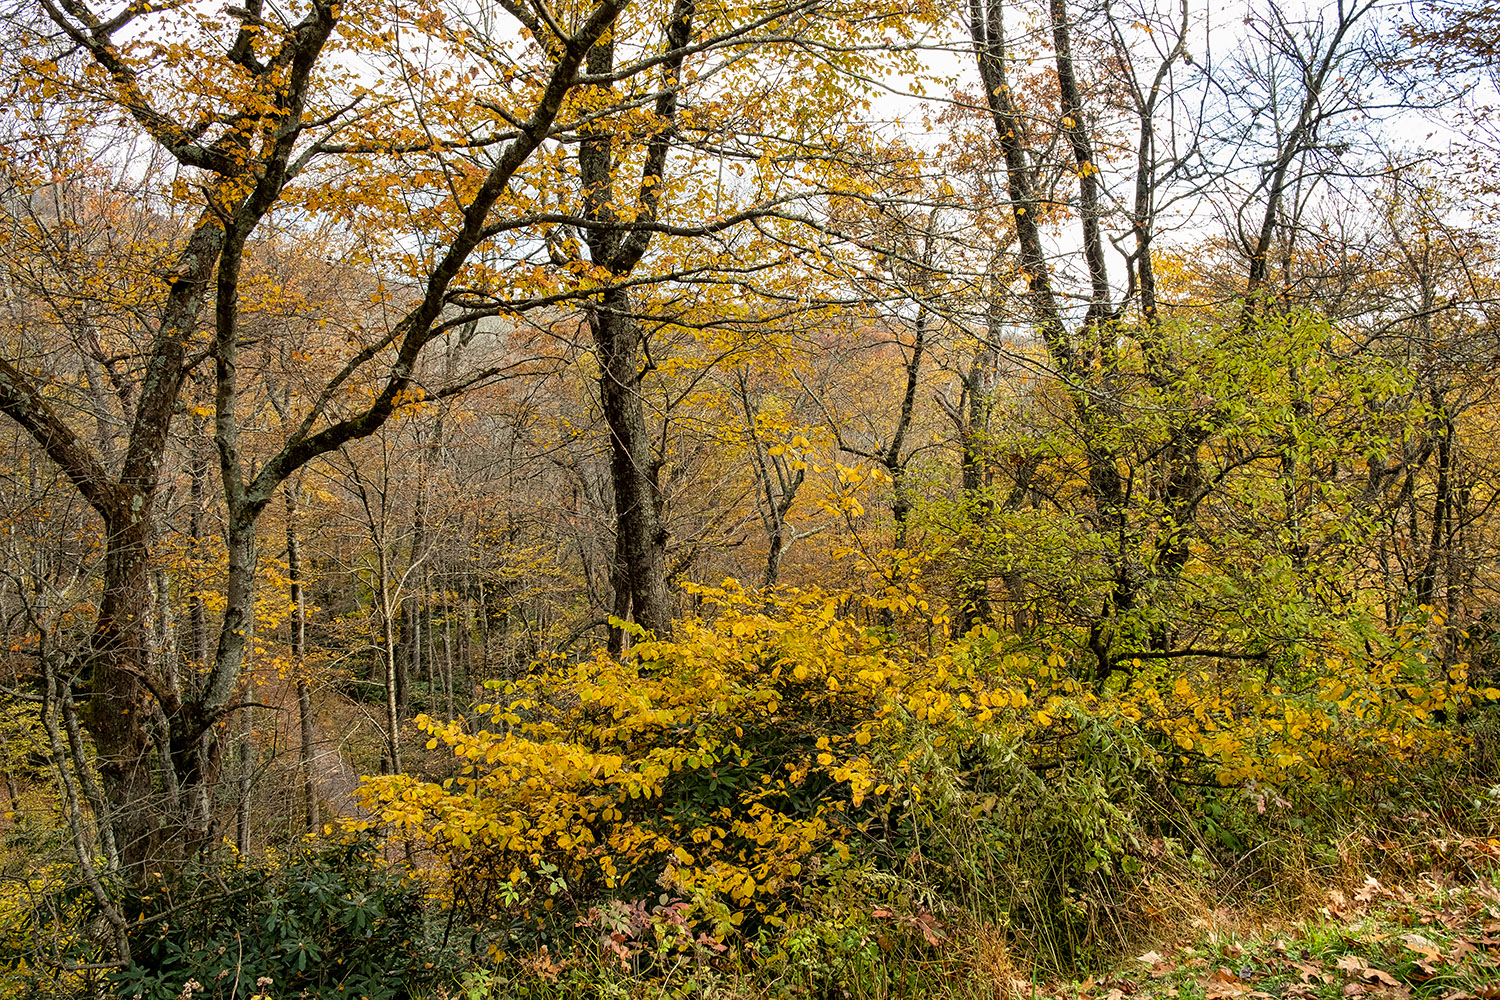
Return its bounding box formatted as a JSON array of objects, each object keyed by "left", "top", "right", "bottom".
[
  {"left": 441, "top": 576, "right": 456, "bottom": 724},
  {"left": 286, "top": 482, "right": 319, "bottom": 833},
  {"left": 376, "top": 543, "right": 402, "bottom": 775},
  {"left": 88, "top": 509, "right": 157, "bottom": 869},
  {"left": 952, "top": 344, "right": 997, "bottom": 637},
  {"left": 235, "top": 662, "right": 254, "bottom": 855},
  {"left": 590, "top": 289, "right": 673, "bottom": 638}
]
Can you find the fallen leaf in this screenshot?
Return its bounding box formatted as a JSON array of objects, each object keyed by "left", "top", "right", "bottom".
[
  {"left": 1137, "top": 951, "right": 1164, "bottom": 965},
  {"left": 1360, "top": 967, "right": 1400, "bottom": 987},
  {"left": 1356, "top": 877, "right": 1387, "bottom": 903},
  {"left": 1291, "top": 960, "right": 1332, "bottom": 983},
  {"left": 1204, "top": 968, "right": 1246, "bottom": 1000},
  {"left": 1401, "top": 933, "right": 1443, "bottom": 963}
]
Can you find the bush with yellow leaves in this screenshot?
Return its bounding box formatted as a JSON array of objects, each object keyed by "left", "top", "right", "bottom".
[{"left": 356, "top": 583, "right": 1489, "bottom": 975}]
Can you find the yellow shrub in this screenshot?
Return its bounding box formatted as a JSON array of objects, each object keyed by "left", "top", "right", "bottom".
[{"left": 357, "top": 583, "right": 1473, "bottom": 954}]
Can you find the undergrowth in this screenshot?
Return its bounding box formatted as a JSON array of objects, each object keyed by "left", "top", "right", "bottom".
[{"left": 4, "top": 587, "right": 1499, "bottom": 999}]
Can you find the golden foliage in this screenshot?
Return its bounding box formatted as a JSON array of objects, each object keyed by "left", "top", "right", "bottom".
[{"left": 358, "top": 582, "right": 1479, "bottom": 952}]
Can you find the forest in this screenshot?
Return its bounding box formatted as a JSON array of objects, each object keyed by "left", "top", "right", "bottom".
[{"left": 1, "top": 0, "right": 1499, "bottom": 996}]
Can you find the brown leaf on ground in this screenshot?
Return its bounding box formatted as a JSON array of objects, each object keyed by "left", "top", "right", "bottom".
[
  {"left": 1205, "top": 982, "right": 1271, "bottom": 999},
  {"left": 1356, "top": 877, "right": 1388, "bottom": 903},
  {"left": 1204, "top": 967, "right": 1239, "bottom": 1000},
  {"left": 1290, "top": 960, "right": 1332, "bottom": 983},
  {"left": 1401, "top": 932, "right": 1444, "bottom": 963}
]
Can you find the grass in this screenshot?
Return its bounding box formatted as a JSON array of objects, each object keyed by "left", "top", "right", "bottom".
[
  {"left": 1063, "top": 848, "right": 1500, "bottom": 1000},
  {"left": 420, "top": 835, "right": 1500, "bottom": 1000}
]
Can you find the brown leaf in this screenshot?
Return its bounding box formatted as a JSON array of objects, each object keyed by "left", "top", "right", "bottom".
[
  {"left": 914, "top": 911, "right": 945, "bottom": 946},
  {"left": 1291, "top": 960, "right": 1332, "bottom": 983},
  {"left": 1409, "top": 960, "right": 1439, "bottom": 980},
  {"left": 1356, "top": 877, "right": 1387, "bottom": 904},
  {"left": 1201, "top": 968, "right": 1272, "bottom": 1000},
  {"left": 1360, "top": 967, "right": 1400, "bottom": 987},
  {"left": 1337, "top": 955, "right": 1368, "bottom": 974},
  {"left": 1401, "top": 933, "right": 1444, "bottom": 963}
]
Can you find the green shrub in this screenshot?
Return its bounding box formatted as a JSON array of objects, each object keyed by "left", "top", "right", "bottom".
[{"left": 110, "top": 835, "right": 449, "bottom": 1000}]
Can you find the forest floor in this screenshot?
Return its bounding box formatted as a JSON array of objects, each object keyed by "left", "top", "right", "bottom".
[{"left": 1054, "top": 851, "right": 1500, "bottom": 1000}]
